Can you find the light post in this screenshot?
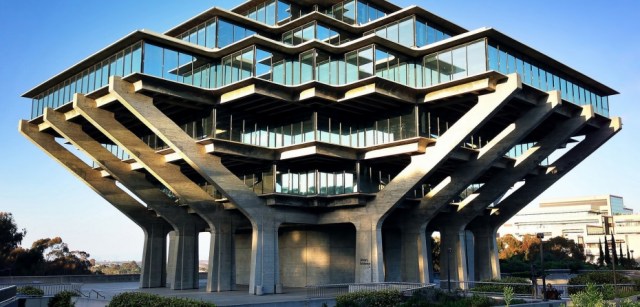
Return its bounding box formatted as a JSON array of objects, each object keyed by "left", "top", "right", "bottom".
[
  {"left": 537, "top": 233, "right": 546, "bottom": 301},
  {"left": 447, "top": 248, "right": 452, "bottom": 292}
]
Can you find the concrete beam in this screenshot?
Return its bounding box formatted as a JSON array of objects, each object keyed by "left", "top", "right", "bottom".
[
  {"left": 43, "top": 106, "right": 208, "bottom": 289},
  {"left": 19, "top": 120, "right": 172, "bottom": 288},
  {"left": 72, "top": 94, "right": 227, "bottom": 291},
  {"left": 467, "top": 116, "right": 622, "bottom": 280}
]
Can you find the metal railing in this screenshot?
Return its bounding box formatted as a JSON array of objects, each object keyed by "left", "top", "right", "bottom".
[
  {"left": 453, "top": 281, "right": 637, "bottom": 300},
  {"left": 306, "top": 282, "right": 434, "bottom": 298},
  {"left": 3, "top": 283, "right": 82, "bottom": 296}
]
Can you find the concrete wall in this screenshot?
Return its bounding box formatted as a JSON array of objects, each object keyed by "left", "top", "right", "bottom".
[
  {"left": 279, "top": 224, "right": 355, "bottom": 286},
  {"left": 234, "top": 225, "right": 356, "bottom": 287}
]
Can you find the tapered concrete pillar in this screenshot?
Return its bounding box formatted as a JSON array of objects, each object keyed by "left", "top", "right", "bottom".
[
  {"left": 471, "top": 227, "right": 500, "bottom": 281},
  {"left": 439, "top": 226, "right": 469, "bottom": 290},
  {"left": 352, "top": 219, "right": 384, "bottom": 283},
  {"left": 140, "top": 225, "right": 169, "bottom": 288},
  {"left": 250, "top": 219, "right": 281, "bottom": 295},
  {"left": 399, "top": 225, "right": 430, "bottom": 283},
  {"left": 207, "top": 213, "right": 235, "bottom": 292},
  {"left": 166, "top": 227, "right": 199, "bottom": 290}
]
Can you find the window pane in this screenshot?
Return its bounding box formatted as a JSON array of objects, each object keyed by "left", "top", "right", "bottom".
[
  {"left": 345, "top": 51, "right": 358, "bottom": 83},
  {"left": 300, "top": 50, "right": 314, "bottom": 83},
  {"left": 206, "top": 20, "right": 216, "bottom": 48},
  {"left": 398, "top": 18, "right": 414, "bottom": 47},
  {"left": 343, "top": 1, "right": 356, "bottom": 24},
  {"left": 123, "top": 48, "right": 132, "bottom": 76},
  {"left": 266, "top": 1, "right": 276, "bottom": 25},
  {"left": 437, "top": 51, "right": 453, "bottom": 82},
  {"left": 164, "top": 48, "right": 178, "bottom": 81},
  {"left": 132, "top": 42, "right": 142, "bottom": 73},
  {"left": 416, "top": 21, "right": 427, "bottom": 47},
  {"left": 357, "top": 1, "right": 368, "bottom": 25},
  {"left": 218, "top": 20, "right": 233, "bottom": 48},
  {"left": 358, "top": 47, "right": 373, "bottom": 79},
  {"left": 451, "top": 47, "right": 467, "bottom": 79},
  {"left": 277, "top": 0, "right": 291, "bottom": 22},
  {"left": 466, "top": 40, "right": 486, "bottom": 76},
  {"left": 387, "top": 23, "right": 398, "bottom": 43}
]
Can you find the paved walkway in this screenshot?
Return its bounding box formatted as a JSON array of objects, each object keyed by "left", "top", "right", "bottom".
[{"left": 75, "top": 280, "right": 334, "bottom": 307}]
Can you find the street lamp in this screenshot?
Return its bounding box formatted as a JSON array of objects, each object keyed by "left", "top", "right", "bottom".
[{"left": 537, "top": 233, "right": 546, "bottom": 301}]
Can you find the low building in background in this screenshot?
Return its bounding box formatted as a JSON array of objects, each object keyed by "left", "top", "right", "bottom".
[{"left": 500, "top": 195, "right": 639, "bottom": 263}]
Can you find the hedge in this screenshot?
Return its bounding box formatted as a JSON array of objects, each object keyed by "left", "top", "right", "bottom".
[
  {"left": 17, "top": 286, "right": 44, "bottom": 296},
  {"left": 48, "top": 290, "right": 79, "bottom": 307},
  {"left": 471, "top": 277, "right": 531, "bottom": 294},
  {"left": 107, "top": 292, "right": 216, "bottom": 307},
  {"left": 336, "top": 289, "right": 403, "bottom": 307}
]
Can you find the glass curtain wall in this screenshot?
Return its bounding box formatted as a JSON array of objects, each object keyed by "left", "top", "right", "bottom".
[
  {"left": 369, "top": 16, "right": 452, "bottom": 48},
  {"left": 487, "top": 43, "right": 609, "bottom": 116},
  {"left": 31, "top": 42, "right": 142, "bottom": 118},
  {"left": 282, "top": 21, "right": 341, "bottom": 46},
  {"left": 423, "top": 39, "right": 487, "bottom": 87},
  {"left": 325, "top": 0, "right": 386, "bottom": 25},
  {"left": 178, "top": 17, "right": 255, "bottom": 49}
]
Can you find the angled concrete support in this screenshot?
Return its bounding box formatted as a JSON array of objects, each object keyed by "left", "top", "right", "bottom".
[
  {"left": 107, "top": 77, "right": 299, "bottom": 294},
  {"left": 433, "top": 104, "right": 595, "bottom": 284},
  {"left": 322, "top": 74, "right": 521, "bottom": 282},
  {"left": 43, "top": 106, "right": 206, "bottom": 288},
  {"left": 43, "top": 105, "right": 207, "bottom": 290},
  {"left": 165, "top": 227, "right": 199, "bottom": 290},
  {"left": 397, "top": 90, "right": 559, "bottom": 282},
  {"left": 73, "top": 95, "right": 230, "bottom": 291},
  {"left": 19, "top": 120, "right": 172, "bottom": 288},
  {"left": 467, "top": 116, "right": 622, "bottom": 279}
]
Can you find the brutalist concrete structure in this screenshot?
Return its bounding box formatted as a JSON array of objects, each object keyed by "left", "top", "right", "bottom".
[{"left": 20, "top": 0, "right": 621, "bottom": 295}]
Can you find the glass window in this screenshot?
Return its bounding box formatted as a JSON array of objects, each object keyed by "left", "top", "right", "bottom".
[
  {"left": 115, "top": 52, "right": 124, "bottom": 77},
  {"left": 357, "top": 1, "right": 368, "bottom": 25},
  {"left": 302, "top": 23, "right": 314, "bottom": 41},
  {"left": 398, "top": 18, "right": 414, "bottom": 47},
  {"left": 426, "top": 26, "right": 436, "bottom": 44},
  {"left": 343, "top": 1, "right": 356, "bottom": 24},
  {"left": 123, "top": 48, "right": 132, "bottom": 76},
  {"left": 466, "top": 40, "right": 486, "bottom": 76},
  {"left": 205, "top": 20, "right": 216, "bottom": 49},
  {"left": 345, "top": 51, "right": 358, "bottom": 83},
  {"left": 358, "top": 47, "right": 373, "bottom": 79},
  {"left": 88, "top": 67, "right": 96, "bottom": 92},
  {"left": 163, "top": 48, "right": 178, "bottom": 81},
  {"left": 277, "top": 0, "right": 291, "bottom": 22},
  {"left": 241, "top": 48, "right": 254, "bottom": 80},
  {"left": 300, "top": 50, "right": 314, "bottom": 83},
  {"left": 375, "top": 48, "right": 388, "bottom": 78},
  {"left": 387, "top": 23, "right": 399, "bottom": 44},
  {"left": 437, "top": 51, "right": 453, "bottom": 82},
  {"left": 197, "top": 25, "right": 206, "bottom": 47},
  {"left": 266, "top": 1, "right": 276, "bottom": 25},
  {"left": 424, "top": 54, "right": 438, "bottom": 86},
  {"left": 256, "top": 48, "right": 272, "bottom": 79},
  {"left": 416, "top": 21, "right": 427, "bottom": 47},
  {"left": 218, "top": 20, "right": 233, "bottom": 48},
  {"left": 451, "top": 47, "right": 467, "bottom": 79},
  {"left": 132, "top": 42, "right": 142, "bottom": 73}
]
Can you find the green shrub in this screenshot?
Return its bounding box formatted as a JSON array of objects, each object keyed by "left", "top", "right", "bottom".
[
  {"left": 48, "top": 290, "right": 79, "bottom": 307},
  {"left": 107, "top": 292, "right": 216, "bottom": 307},
  {"left": 568, "top": 271, "right": 631, "bottom": 295},
  {"left": 503, "top": 286, "right": 514, "bottom": 307},
  {"left": 336, "top": 289, "right": 402, "bottom": 307},
  {"left": 471, "top": 277, "right": 531, "bottom": 294},
  {"left": 17, "top": 286, "right": 44, "bottom": 296},
  {"left": 570, "top": 283, "right": 606, "bottom": 307}
]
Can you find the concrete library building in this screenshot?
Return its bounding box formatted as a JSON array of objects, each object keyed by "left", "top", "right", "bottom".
[{"left": 20, "top": 0, "right": 620, "bottom": 295}]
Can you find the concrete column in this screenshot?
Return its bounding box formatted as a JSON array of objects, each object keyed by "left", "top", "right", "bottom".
[
  {"left": 353, "top": 219, "right": 384, "bottom": 283},
  {"left": 399, "top": 225, "right": 430, "bottom": 283},
  {"left": 439, "top": 225, "right": 468, "bottom": 290},
  {"left": 208, "top": 215, "right": 235, "bottom": 292},
  {"left": 166, "top": 227, "right": 199, "bottom": 290},
  {"left": 471, "top": 227, "right": 500, "bottom": 281},
  {"left": 250, "top": 219, "right": 281, "bottom": 295},
  {"left": 140, "top": 225, "right": 170, "bottom": 288}
]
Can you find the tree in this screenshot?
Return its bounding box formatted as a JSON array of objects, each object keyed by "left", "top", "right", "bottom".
[
  {"left": 431, "top": 236, "right": 440, "bottom": 272},
  {"left": 0, "top": 213, "right": 26, "bottom": 257},
  {"left": 604, "top": 236, "right": 611, "bottom": 266},
  {"left": 611, "top": 234, "right": 618, "bottom": 267},
  {"left": 597, "top": 238, "right": 604, "bottom": 267},
  {"left": 498, "top": 234, "right": 523, "bottom": 260},
  {"left": 619, "top": 242, "right": 624, "bottom": 266}
]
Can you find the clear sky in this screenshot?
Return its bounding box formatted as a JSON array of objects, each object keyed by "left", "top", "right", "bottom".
[{"left": 0, "top": 0, "right": 638, "bottom": 261}]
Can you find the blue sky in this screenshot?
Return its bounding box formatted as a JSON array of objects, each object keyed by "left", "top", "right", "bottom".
[{"left": 0, "top": 0, "right": 638, "bottom": 261}]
